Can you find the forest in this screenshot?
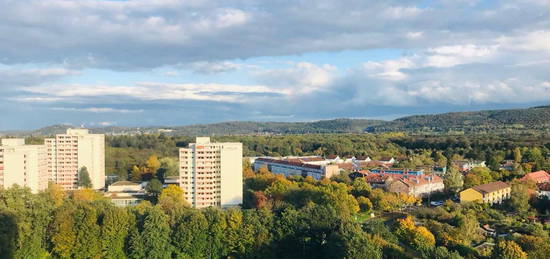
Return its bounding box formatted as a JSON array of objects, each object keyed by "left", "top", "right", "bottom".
[{"left": 1, "top": 163, "right": 549, "bottom": 259}]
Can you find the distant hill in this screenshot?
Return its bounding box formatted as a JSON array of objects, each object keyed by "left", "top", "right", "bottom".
[
  {"left": 0, "top": 119, "right": 385, "bottom": 137},
  {"left": 2, "top": 105, "right": 550, "bottom": 136},
  {"left": 167, "top": 119, "right": 385, "bottom": 135},
  {"left": 366, "top": 105, "right": 550, "bottom": 134}
]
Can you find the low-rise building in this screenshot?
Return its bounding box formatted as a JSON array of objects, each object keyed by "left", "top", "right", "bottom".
[
  {"left": 520, "top": 170, "right": 550, "bottom": 184},
  {"left": 253, "top": 157, "right": 340, "bottom": 180},
  {"left": 104, "top": 181, "right": 147, "bottom": 206},
  {"left": 499, "top": 160, "right": 515, "bottom": 171},
  {"left": 325, "top": 155, "right": 342, "bottom": 164},
  {"left": 386, "top": 175, "right": 444, "bottom": 197},
  {"left": 537, "top": 182, "right": 550, "bottom": 199},
  {"left": 164, "top": 175, "right": 180, "bottom": 186},
  {"left": 359, "top": 171, "right": 444, "bottom": 197},
  {"left": 370, "top": 168, "right": 425, "bottom": 176},
  {"left": 364, "top": 173, "right": 394, "bottom": 188},
  {"left": 452, "top": 160, "right": 486, "bottom": 172},
  {"left": 433, "top": 166, "right": 447, "bottom": 175},
  {"left": 378, "top": 157, "right": 396, "bottom": 165},
  {"left": 460, "top": 181, "right": 511, "bottom": 204}
]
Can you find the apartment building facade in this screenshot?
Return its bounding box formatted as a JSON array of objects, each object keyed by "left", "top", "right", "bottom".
[
  {"left": 253, "top": 157, "right": 340, "bottom": 180},
  {"left": 46, "top": 129, "right": 105, "bottom": 190},
  {"left": 0, "top": 139, "right": 48, "bottom": 193},
  {"left": 460, "top": 181, "right": 511, "bottom": 204},
  {"left": 179, "top": 137, "right": 243, "bottom": 208}
]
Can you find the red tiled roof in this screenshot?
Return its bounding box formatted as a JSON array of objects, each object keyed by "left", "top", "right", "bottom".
[
  {"left": 364, "top": 174, "right": 392, "bottom": 184},
  {"left": 379, "top": 157, "right": 394, "bottom": 162},
  {"left": 521, "top": 171, "right": 550, "bottom": 183},
  {"left": 299, "top": 157, "right": 325, "bottom": 162},
  {"left": 399, "top": 175, "right": 443, "bottom": 187},
  {"left": 338, "top": 161, "right": 371, "bottom": 170},
  {"left": 326, "top": 155, "right": 338, "bottom": 159}
]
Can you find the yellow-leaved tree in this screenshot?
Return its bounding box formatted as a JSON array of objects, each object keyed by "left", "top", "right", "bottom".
[
  {"left": 395, "top": 216, "right": 435, "bottom": 250},
  {"left": 158, "top": 185, "right": 188, "bottom": 212}
]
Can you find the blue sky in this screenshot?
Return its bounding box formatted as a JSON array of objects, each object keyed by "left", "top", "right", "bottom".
[{"left": 1, "top": 0, "right": 550, "bottom": 130}]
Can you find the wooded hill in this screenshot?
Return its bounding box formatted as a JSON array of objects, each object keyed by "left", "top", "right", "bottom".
[
  {"left": 3, "top": 105, "right": 550, "bottom": 136},
  {"left": 366, "top": 105, "right": 550, "bottom": 134}
]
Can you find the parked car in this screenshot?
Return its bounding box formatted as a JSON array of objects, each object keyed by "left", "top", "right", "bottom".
[{"left": 430, "top": 201, "right": 444, "bottom": 206}]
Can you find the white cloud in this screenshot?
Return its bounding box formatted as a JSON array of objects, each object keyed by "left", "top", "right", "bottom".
[
  {"left": 163, "top": 71, "right": 179, "bottom": 77},
  {"left": 51, "top": 107, "right": 144, "bottom": 113},
  {"left": 1, "top": 0, "right": 548, "bottom": 69},
  {"left": 362, "top": 58, "right": 414, "bottom": 80},
  {"left": 504, "top": 31, "right": 550, "bottom": 53},
  {"left": 255, "top": 62, "right": 337, "bottom": 94},
  {"left": 406, "top": 31, "right": 423, "bottom": 39},
  {"left": 185, "top": 61, "right": 242, "bottom": 74},
  {"left": 21, "top": 82, "right": 282, "bottom": 103}
]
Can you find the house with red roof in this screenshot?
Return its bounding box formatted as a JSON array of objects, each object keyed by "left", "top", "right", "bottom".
[{"left": 521, "top": 170, "right": 550, "bottom": 184}]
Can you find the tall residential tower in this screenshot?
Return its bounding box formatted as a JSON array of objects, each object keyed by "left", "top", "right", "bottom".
[
  {"left": 179, "top": 137, "right": 242, "bottom": 208},
  {"left": 46, "top": 129, "right": 105, "bottom": 190},
  {"left": 0, "top": 139, "right": 48, "bottom": 193}
]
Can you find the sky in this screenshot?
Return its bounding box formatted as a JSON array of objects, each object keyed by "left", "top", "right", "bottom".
[{"left": 1, "top": 0, "right": 550, "bottom": 130}]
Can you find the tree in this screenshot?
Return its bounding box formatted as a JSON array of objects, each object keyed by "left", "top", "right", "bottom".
[
  {"left": 325, "top": 221, "right": 382, "bottom": 259},
  {"left": 395, "top": 216, "right": 435, "bottom": 251},
  {"left": 203, "top": 208, "right": 229, "bottom": 258},
  {"left": 77, "top": 166, "right": 92, "bottom": 188},
  {"left": 130, "top": 165, "right": 142, "bottom": 182},
  {"left": 431, "top": 246, "right": 463, "bottom": 259},
  {"left": 51, "top": 205, "right": 77, "bottom": 258},
  {"left": 158, "top": 185, "right": 187, "bottom": 212},
  {"left": 0, "top": 211, "right": 17, "bottom": 259},
  {"left": 351, "top": 177, "right": 371, "bottom": 197},
  {"left": 71, "top": 189, "right": 105, "bottom": 201},
  {"left": 492, "top": 240, "right": 527, "bottom": 259},
  {"left": 141, "top": 207, "right": 172, "bottom": 259},
  {"left": 45, "top": 182, "right": 66, "bottom": 207},
  {"left": 157, "top": 157, "right": 178, "bottom": 179},
  {"left": 357, "top": 196, "right": 373, "bottom": 213},
  {"left": 72, "top": 204, "right": 102, "bottom": 259},
  {"left": 464, "top": 167, "right": 493, "bottom": 188},
  {"left": 444, "top": 166, "right": 464, "bottom": 194},
  {"left": 171, "top": 210, "right": 209, "bottom": 258},
  {"left": 101, "top": 206, "right": 132, "bottom": 258},
  {"left": 147, "top": 179, "right": 163, "bottom": 201},
  {"left": 146, "top": 155, "right": 161, "bottom": 174},
  {"left": 0, "top": 186, "right": 54, "bottom": 258},
  {"left": 515, "top": 234, "right": 550, "bottom": 259},
  {"left": 434, "top": 152, "right": 448, "bottom": 167},
  {"left": 513, "top": 147, "right": 522, "bottom": 163},
  {"left": 243, "top": 159, "right": 255, "bottom": 179},
  {"left": 508, "top": 180, "right": 530, "bottom": 215}
]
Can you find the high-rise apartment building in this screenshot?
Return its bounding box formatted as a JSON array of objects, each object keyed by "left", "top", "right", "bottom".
[
  {"left": 179, "top": 137, "right": 242, "bottom": 208},
  {"left": 46, "top": 129, "right": 105, "bottom": 190},
  {"left": 0, "top": 139, "right": 48, "bottom": 193}
]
